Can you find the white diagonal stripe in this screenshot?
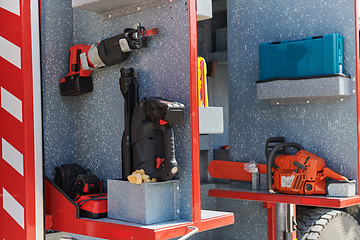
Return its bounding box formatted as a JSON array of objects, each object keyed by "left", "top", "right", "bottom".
[
  {"left": 1, "top": 87, "right": 22, "bottom": 122},
  {"left": 0, "top": 36, "right": 21, "bottom": 69},
  {"left": 2, "top": 138, "right": 23, "bottom": 176},
  {"left": 3, "top": 188, "right": 24, "bottom": 229},
  {"left": 0, "top": 0, "right": 20, "bottom": 16}
]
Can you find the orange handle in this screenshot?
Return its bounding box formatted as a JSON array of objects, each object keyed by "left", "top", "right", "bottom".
[{"left": 321, "top": 167, "right": 349, "bottom": 181}]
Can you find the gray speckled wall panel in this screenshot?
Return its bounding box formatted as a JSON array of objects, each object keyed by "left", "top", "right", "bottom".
[
  {"left": 218, "top": 0, "right": 358, "bottom": 239},
  {"left": 73, "top": 2, "right": 192, "bottom": 221},
  {"left": 208, "top": 64, "right": 229, "bottom": 149},
  {"left": 42, "top": 0, "right": 76, "bottom": 179},
  {"left": 215, "top": 199, "right": 268, "bottom": 239},
  {"left": 227, "top": 0, "right": 357, "bottom": 181}
]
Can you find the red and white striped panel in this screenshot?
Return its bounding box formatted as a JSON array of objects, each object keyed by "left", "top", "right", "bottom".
[{"left": 0, "top": 0, "right": 43, "bottom": 239}]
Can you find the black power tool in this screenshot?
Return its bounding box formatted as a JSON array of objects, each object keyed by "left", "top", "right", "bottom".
[
  {"left": 131, "top": 97, "right": 185, "bottom": 181},
  {"left": 120, "top": 67, "right": 138, "bottom": 180},
  {"left": 60, "top": 24, "right": 159, "bottom": 96},
  {"left": 54, "top": 164, "right": 107, "bottom": 219}
]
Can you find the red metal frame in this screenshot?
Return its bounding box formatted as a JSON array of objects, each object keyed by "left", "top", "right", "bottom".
[
  {"left": 209, "top": 189, "right": 360, "bottom": 208},
  {"left": 45, "top": 177, "right": 234, "bottom": 240},
  {"left": 0, "top": 5, "right": 25, "bottom": 239},
  {"left": 263, "top": 202, "right": 276, "bottom": 240},
  {"left": 23, "top": 0, "right": 37, "bottom": 238},
  {"left": 0, "top": 0, "right": 42, "bottom": 238},
  {"left": 292, "top": 204, "right": 297, "bottom": 240},
  {"left": 189, "top": 0, "right": 201, "bottom": 223},
  {"left": 45, "top": 214, "right": 52, "bottom": 231}
]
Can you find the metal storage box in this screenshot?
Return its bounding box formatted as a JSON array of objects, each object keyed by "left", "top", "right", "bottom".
[
  {"left": 107, "top": 179, "right": 180, "bottom": 225},
  {"left": 259, "top": 33, "right": 343, "bottom": 81},
  {"left": 199, "top": 107, "right": 224, "bottom": 134}
]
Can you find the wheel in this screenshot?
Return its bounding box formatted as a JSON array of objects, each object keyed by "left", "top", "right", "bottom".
[{"left": 297, "top": 207, "right": 360, "bottom": 240}]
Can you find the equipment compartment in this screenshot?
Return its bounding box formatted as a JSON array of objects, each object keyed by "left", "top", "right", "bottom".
[{"left": 41, "top": 0, "right": 233, "bottom": 238}]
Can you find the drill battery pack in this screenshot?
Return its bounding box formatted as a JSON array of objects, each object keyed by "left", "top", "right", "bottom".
[
  {"left": 60, "top": 73, "right": 93, "bottom": 96},
  {"left": 75, "top": 194, "right": 108, "bottom": 219},
  {"left": 145, "top": 97, "right": 185, "bottom": 125}
]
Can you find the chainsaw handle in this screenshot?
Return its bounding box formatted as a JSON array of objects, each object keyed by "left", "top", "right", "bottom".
[
  {"left": 321, "top": 167, "right": 349, "bottom": 182},
  {"left": 265, "top": 137, "right": 285, "bottom": 160},
  {"left": 267, "top": 142, "right": 304, "bottom": 193}
]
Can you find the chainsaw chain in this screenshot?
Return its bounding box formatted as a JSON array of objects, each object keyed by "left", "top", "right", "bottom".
[{"left": 296, "top": 207, "right": 358, "bottom": 240}]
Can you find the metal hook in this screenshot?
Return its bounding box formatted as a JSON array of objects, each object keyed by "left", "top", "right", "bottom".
[{"left": 177, "top": 226, "right": 199, "bottom": 240}]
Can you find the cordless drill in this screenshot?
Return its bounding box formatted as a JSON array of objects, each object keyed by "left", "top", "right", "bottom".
[
  {"left": 60, "top": 24, "right": 159, "bottom": 96},
  {"left": 131, "top": 97, "right": 185, "bottom": 181}
]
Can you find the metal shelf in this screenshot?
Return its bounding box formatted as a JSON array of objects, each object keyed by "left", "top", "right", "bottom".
[
  {"left": 72, "top": 0, "right": 212, "bottom": 21},
  {"left": 208, "top": 161, "right": 360, "bottom": 208},
  {"left": 256, "top": 74, "right": 354, "bottom": 105},
  {"left": 208, "top": 187, "right": 360, "bottom": 208},
  {"left": 72, "top": 0, "right": 180, "bottom": 19},
  {"left": 45, "top": 177, "right": 234, "bottom": 240}
]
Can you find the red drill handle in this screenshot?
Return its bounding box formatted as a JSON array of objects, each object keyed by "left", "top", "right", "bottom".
[{"left": 66, "top": 44, "right": 92, "bottom": 78}]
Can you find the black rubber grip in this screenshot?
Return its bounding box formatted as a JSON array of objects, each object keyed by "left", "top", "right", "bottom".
[
  {"left": 164, "top": 127, "right": 178, "bottom": 174},
  {"left": 265, "top": 137, "right": 285, "bottom": 159},
  {"left": 293, "top": 161, "right": 305, "bottom": 169}
]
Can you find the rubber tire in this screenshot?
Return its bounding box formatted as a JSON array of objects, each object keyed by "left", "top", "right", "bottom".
[{"left": 297, "top": 207, "right": 360, "bottom": 240}]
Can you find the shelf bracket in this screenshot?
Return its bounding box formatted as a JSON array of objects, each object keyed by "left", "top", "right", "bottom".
[{"left": 263, "top": 202, "right": 277, "bottom": 240}]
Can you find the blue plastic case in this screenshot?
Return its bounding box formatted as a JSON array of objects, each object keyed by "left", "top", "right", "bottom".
[{"left": 259, "top": 33, "right": 343, "bottom": 81}]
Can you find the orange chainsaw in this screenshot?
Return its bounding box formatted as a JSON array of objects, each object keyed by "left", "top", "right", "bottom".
[{"left": 266, "top": 137, "right": 349, "bottom": 195}]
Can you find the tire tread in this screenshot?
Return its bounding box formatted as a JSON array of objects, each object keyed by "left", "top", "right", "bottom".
[{"left": 297, "top": 207, "right": 360, "bottom": 240}]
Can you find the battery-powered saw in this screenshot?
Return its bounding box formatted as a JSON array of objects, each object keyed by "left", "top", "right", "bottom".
[
  {"left": 266, "top": 137, "right": 350, "bottom": 195},
  {"left": 131, "top": 97, "right": 185, "bottom": 181},
  {"left": 60, "top": 24, "right": 159, "bottom": 96}
]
